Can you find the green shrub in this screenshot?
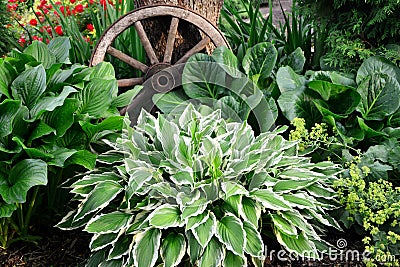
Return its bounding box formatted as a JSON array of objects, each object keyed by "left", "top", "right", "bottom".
[
  {"left": 58, "top": 104, "right": 342, "bottom": 266},
  {"left": 0, "top": 37, "right": 139, "bottom": 248},
  {"left": 0, "top": 0, "right": 16, "bottom": 56}
]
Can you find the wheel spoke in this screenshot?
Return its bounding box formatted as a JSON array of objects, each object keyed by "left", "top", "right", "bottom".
[
  {"left": 107, "top": 46, "right": 148, "bottom": 73},
  {"left": 117, "top": 78, "right": 144, "bottom": 87},
  {"left": 134, "top": 21, "right": 159, "bottom": 65},
  {"left": 163, "top": 17, "right": 180, "bottom": 64},
  {"left": 176, "top": 37, "right": 211, "bottom": 64}
]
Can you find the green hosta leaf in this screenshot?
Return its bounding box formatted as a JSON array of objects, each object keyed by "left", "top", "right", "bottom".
[
  {"left": 47, "top": 148, "right": 76, "bottom": 167},
  {"left": 149, "top": 204, "right": 182, "bottom": 228},
  {"left": 28, "top": 121, "right": 55, "bottom": 143},
  {"left": 271, "top": 214, "right": 298, "bottom": 236},
  {"left": 356, "top": 73, "right": 400, "bottom": 120},
  {"left": 212, "top": 46, "right": 240, "bottom": 77},
  {"left": 250, "top": 189, "right": 292, "bottom": 211},
  {"left": 0, "top": 60, "right": 17, "bottom": 92},
  {"left": 0, "top": 159, "right": 47, "bottom": 204},
  {"left": 0, "top": 202, "right": 17, "bottom": 218},
  {"left": 11, "top": 65, "right": 46, "bottom": 110},
  {"left": 283, "top": 193, "right": 316, "bottom": 209},
  {"left": 76, "top": 78, "right": 117, "bottom": 118},
  {"left": 192, "top": 213, "right": 216, "bottom": 248},
  {"left": 108, "top": 234, "right": 133, "bottom": 260},
  {"left": 186, "top": 230, "right": 203, "bottom": 265},
  {"left": 215, "top": 214, "right": 245, "bottom": 256},
  {"left": 24, "top": 41, "right": 56, "bottom": 68},
  {"left": 0, "top": 100, "right": 21, "bottom": 138},
  {"left": 242, "top": 42, "right": 277, "bottom": 85},
  {"left": 73, "top": 181, "right": 123, "bottom": 222},
  {"left": 243, "top": 221, "right": 264, "bottom": 257},
  {"left": 42, "top": 98, "right": 80, "bottom": 137},
  {"left": 111, "top": 86, "right": 142, "bottom": 108},
  {"left": 47, "top": 37, "right": 71, "bottom": 64},
  {"left": 223, "top": 250, "right": 246, "bottom": 267},
  {"left": 182, "top": 54, "right": 226, "bottom": 99},
  {"left": 80, "top": 116, "right": 123, "bottom": 141},
  {"left": 30, "top": 86, "right": 77, "bottom": 119},
  {"left": 153, "top": 91, "right": 189, "bottom": 114},
  {"left": 85, "top": 211, "right": 131, "bottom": 234},
  {"left": 356, "top": 56, "right": 400, "bottom": 84},
  {"left": 276, "top": 230, "right": 317, "bottom": 257},
  {"left": 161, "top": 233, "right": 186, "bottom": 267},
  {"left": 185, "top": 212, "right": 209, "bottom": 231},
  {"left": 156, "top": 114, "right": 179, "bottom": 159},
  {"left": 240, "top": 197, "right": 261, "bottom": 227},
  {"left": 273, "top": 178, "right": 318, "bottom": 193},
  {"left": 65, "top": 150, "right": 97, "bottom": 169},
  {"left": 90, "top": 62, "right": 116, "bottom": 80},
  {"left": 133, "top": 228, "right": 161, "bottom": 267},
  {"left": 198, "top": 237, "right": 224, "bottom": 267}
]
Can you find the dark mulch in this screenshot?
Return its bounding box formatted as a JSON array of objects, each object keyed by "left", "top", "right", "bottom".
[{"left": 0, "top": 227, "right": 91, "bottom": 267}]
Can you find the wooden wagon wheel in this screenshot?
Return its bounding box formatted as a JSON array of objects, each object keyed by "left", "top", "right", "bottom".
[{"left": 90, "top": 4, "right": 229, "bottom": 89}]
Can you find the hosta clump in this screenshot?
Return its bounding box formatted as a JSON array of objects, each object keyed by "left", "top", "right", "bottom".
[{"left": 59, "top": 104, "right": 342, "bottom": 267}]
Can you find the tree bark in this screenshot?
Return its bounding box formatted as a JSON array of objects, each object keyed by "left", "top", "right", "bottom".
[{"left": 134, "top": 0, "right": 224, "bottom": 62}]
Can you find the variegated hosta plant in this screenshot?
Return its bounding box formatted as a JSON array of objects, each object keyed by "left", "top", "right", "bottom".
[{"left": 58, "top": 104, "right": 342, "bottom": 267}]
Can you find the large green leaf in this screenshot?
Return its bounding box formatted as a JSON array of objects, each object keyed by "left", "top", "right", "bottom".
[
  {"left": 75, "top": 78, "right": 117, "bottom": 118},
  {"left": 161, "top": 232, "right": 186, "bottom": 267},
  {"left": 284, "top": 47, "right": 306, "bottom": 73},
  {"left": 240, "top": 197, "right": 260, "bottom": 227},
  {"left": 242, "top": 42, "right": 277, "bottom": 85},
  {"left": 215, "top": 214, "right": 245, "bottom": 256},
  {"left": 356, "top": 56, "right": 400, "bottom": 84},
  {"left": 73, "top": 181, "right": 123, "bottom": 222},
  {"left": 0, "top": 60, "right": 17, "bottom": 95},
  {"left": 89, "top": 62, "right": 116, "bottom": 80},
  {"left": 0, "top": 202, "right": 17, "bottom": 218},
  {"left": 47, "top": 37, "right": 71, "bottom": 64},
  {"left": 149, "top": 204, "right": 182, "bottom": 228},
  {"left": 243, "top": 221, "right": 264, "bottom": 257},
  {"left": 276, "top": 66, "right": 307, "bottom": 92},
  {"left": 133, "top": 228, "right": 161, "bottom": 267},
  {"left": 111, "top": 86, "right": 142, "bottom": 108},
  {"left": 24, "top": 41, "right": 56, "bottom": 68},
  {"left": 192, "top": 213, "right": 216, "bottom": 248},
  {"left": 223, "top": 251, "right": 245, "bottom": 267},
  {"left": 80, "top": 116, "right": 123, "bottom": 141},
  {"left": 275, "top": 230, "right": 317, "bottom": 256},
  {"left": 356, "top": 73, "right": 400, "bottom": 120},
  {"left": 198, "top": 237, "right": 224, "bottom": 267},
  {"left": 0, "top": 100, "right": 20, "bottom": 138},
  {"left": 308, "top": 80, "right": 356, "bottom": 101},
  {"left": 250, "top": 189, "right": 292, "bottom": 211},
  {"left": 85, "top": 211, "right": 131, "bottom": 234},
  {"left": 0, "top": 159, "right": 47, "bottom": 204},
  {"left": 211, "top": 46, "right": 240, "bottom": 77},
  {"left": 11, "top": 65, "right": 46, "bottom": 110},
  {"left": 271, "top": 214, "right": 298, "bottom": 236},
  {"left": 252, "top": 96, "right": 278, "bottom": 132},
  {"left": 153, "top": 91, "right": 190, "bottom": 114},
  {"left": 182, "top": 54, "right": 226, "bottom": 99}
]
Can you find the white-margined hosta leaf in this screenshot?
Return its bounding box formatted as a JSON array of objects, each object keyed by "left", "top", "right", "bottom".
[
  {"left": 99, "top": 259, "right": 123, "bottom": 267},
  {"left": 73, "top": 181, "right": 123, "bottom": 222},
  {"left": 126, "top": 212, "right": 150, "bottom": 235},
  {"left": 215, "top": 214, "right": 245, "bottom": 257},
  {"left": 149, "top": 182, "right": 179, "bottom": 199},
  {"left": 90, "top": 233, "right": 119, "bottom": 252},
  {"left": 71, "top": 172, "right": 122, "bottom": 187},
  {"left": 126, "top": 167, "right": 155, "bottom": 198},
  {"left": 185, "top": 211, "right": 210, "bottom": 231},
  {"left": 279, "top": 168, "right": 326, "bottom": 180},
  {"left": 280, "top": 210, "right": 318, "bottom": 237},
  {"left": 248, "top": 172, "right": 278, "bottom": 191},
  {"left": 192, "top": 212, "right": 216, "bottom": 248},
  {"left": 243, "top": 221, "right": 264, "bottom": 257},
  {"left": 85, "top": 211, "right": 132, "bottom": 234},
  {"left": 170, "top": 171, "right": 194, "bottom": 186},
  {"left": 156, "top": 115, "right": 180, "bottom": 159},
  {"left": 240, "top": 197, "right": 261, "bottom": 228},
  {"left": 198, "top": 237, "right": 224, "bottom": 267},
  {"left": 306, "top": 183, "right": 337, "bottom": 199},
  {"left": 221, "top": 181, "right": 248, "bottom": 199},
  {"left": 108, "top": 234, "right": 134, "bottom": 260},
  {"left": 275, "top": 156, "right": 311, "bottom": 168},
  {"left": 180, "top": 197, "right": 210, "bottom": 220},
  {"left": 186, "top": 230, "right": 203, "bottom": 265},
  {"left": 160, "top": 233, "right": 186, "bottom": 267},
  {"left": 275, "top": 230, "right": 318, "bottom": 257},
  {"left": 282, "top": 193, "right": 316, "bottom": 209},
  {"left": 271, "top": 214, "right": 298, "bottom": 236},
  {"left": 250, "top": 189, "right": 293, "bottom": 211},
  {"left": 223, "top": 250, "right": 246, "bottom": 267},
  {"left": 224, "top": 195, "right": 242, "bottom": 216},
  {"left": 149, "top": 204, "right": 182, "bottom": 228},
  {"left": 133, "top": 228, "right": 161, "bottom": 267},
  {"left": 273, "top": 178, "right": 319, "bottom": 193},
  {"left": 175, "top": 136, "right": 193, "bottom": 167}
]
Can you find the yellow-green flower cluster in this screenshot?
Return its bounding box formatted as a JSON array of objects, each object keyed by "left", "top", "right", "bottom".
[{"left": 289, "top": 118, "right": 330, "bottom": 151}]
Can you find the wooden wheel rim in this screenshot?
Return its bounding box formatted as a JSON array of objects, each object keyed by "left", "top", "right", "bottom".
[{"left": 90, "top": 4, "right": 229, "bottom": 67}]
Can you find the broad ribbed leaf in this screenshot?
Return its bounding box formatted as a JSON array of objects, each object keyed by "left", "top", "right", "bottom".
[
  {"left": 90, "top": 233, "right": 118, "bottom": 251},
  {"left": 81, "top": 116, "right": 123, "bottom": 141},
  {"left": 356, "top": 56, "right": 400, "bottom": 84},
  {"left": 308, "top": 80, "right": 355, "bottom": 101},
  {"left": 250, "top": 189, "right": 292, "bottom": 211},
  {"left": 30, "top": 86, "right": 77, "bottom": 119},
  {"left": 215, "top": 214, "right": 245, "bottom": 256},
  {"left": 276, "top": 66, "right": 306, "bottom": 92},
  {"left": 0, "top": 60, "right": 17, "bottom": 91},
  {"left": 90, "top": 62, "right": 116, "bottom": 80},
  {"left": 149, "top": 204, "right": 181, "bottom": 228},
  {"left": 242, "top": 42, "right": 277, "bottom": 84},
  {"left": 11, "top": 65, "right": 46, "bottom": 110},
  {"left": 186, "top": 212, "right": 209, "bottom": 231},
  {"left": 133, "top": 228, "right": 161, "bottom": 267},
  {"left": 153, "top": 91, "right": 189, "bottom": 114},
  {"left": 42, "top": 98, "right": 79, "bottom": 137},
  {"left": 212, "top": 46, "right": 240, "bottom": 77},
  {"left": 24, "top": 41, "right": 56, "bottom": 68},
  {"left": 65, "top": 150, "right": 97, "bottom": 170},
  {"left": 28, "top": 120, "right": 55, "bottom": 143},
  {"left": 111, "top": 86, "right": 142, "bottom": 108},
  {"left": 192, "top": 213, "right": 216, "bottom": 248},
  {"left": 73, "top": 181, "right": 123, "bottom": 222},
  {"left": 0, "top": 202, "right": 17, "bottom": 218},
  {"left": 76, "top": 78, "right": 117, "bottom": 118},
  {"left": 85, "top": 211, "right": 131, "bottom": 234},
  {"left": 283, "top": 193, "right": 316, "bottom": 209},
  {"left": 0, "top": 100, "right": 21, "bottom": 138},
  {"left": 0, "top": 159, "right": 47, "bottom": 204},
  {"left": 198, "top": 237, "right": 224, "bottom": 267},
  {"left": 223, "top": 251, "right": 245, "bottom": 267},
  {"left": 161, "top": 233, "right": 186, "bottom": 267},
  {"left": 243, "top": 221, "right": 264, "bottom": 257},
  {"left": 276, "top": 230, "right": 317, "bottom": 257},
  {"left": 273, "top": 178, "right": 318, "bottom": 192},
  {"left": 240, "top": 197, "right": 261, "bottom": 227},
  {"left": 271, "top": 214, "right": 298, "bottom": 236},
  {"left": 108, "top": 234, "right": 133, "bottom": 260},
  {"left": 47, "top": 37, "right": 71, "bottom": 63},
  {"left": 186, "top": 230, "right": 203, "bottom": 265}
]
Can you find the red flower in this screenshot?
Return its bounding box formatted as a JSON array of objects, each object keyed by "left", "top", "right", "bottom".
[
  {"left": 74, "top": 4, "right": 83, "bottom": 12},
  {"left": 70, "top": 0, "right": 76, "bottom": 3},
  {"left": 8, "top": 0, "right": 17, "bottom": 3},
  {"left": 55, "top": 25, "right": 63, "bottom": 35},
  {"left": 86, "top": 23, "right": 94, "bottom": 31},
  {"left": 89, "top": 0, "right": 94, "bottom": 4},
  {"left": 18, "top": 37, "right": 26, "bottom": 46},
  {"left": 35, "top": 11, "right": 42, "bottom": 16},
  {"left": 32, "top": 36, "right": 43, "bottom": 42},
  {"left": 29, "top": 18, "right": 38, "bottom": 26}
]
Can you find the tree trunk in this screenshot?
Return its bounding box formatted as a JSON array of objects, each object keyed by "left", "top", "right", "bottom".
[{"left": 134, "top": 0, "right": 224, "bottom": 62}]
